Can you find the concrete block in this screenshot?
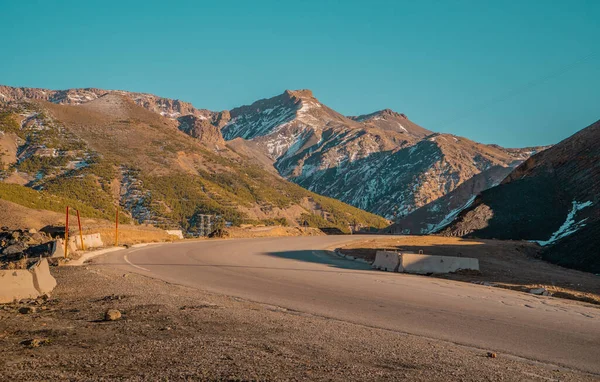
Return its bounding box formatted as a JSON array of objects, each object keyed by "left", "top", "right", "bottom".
[
  {"left": 72, "top": 233, "right": 104, "bottom": 250},
  {"left": 0, "top": 269, "right": 38, "bottom": 304},
  {"left": 372, "top": 251, "right": 400, "bottom": 272},
  {"left": 30, "top": 258, "right": 57, "bottom": 295},
  {"left": 165, "top": 230, "right": 184, "bottom": 239},
  {"left": 0, "top": 258, "right": 57, "bottom": 303},
  {"left": 399, "top": 253, "right": 479, "bottom": 274},
  {"left": 50, "top": 240, "right": 66, "bottom": 258}
]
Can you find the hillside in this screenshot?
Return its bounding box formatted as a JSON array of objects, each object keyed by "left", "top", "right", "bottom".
[
  {"left": 442, "top": 119, "right": 600, "bottom": 273},
  {"left": 0, "top": 92, "right": 387, "bottom": 233}
]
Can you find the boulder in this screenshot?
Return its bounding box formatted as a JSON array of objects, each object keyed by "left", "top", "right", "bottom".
[
  {"left": 104, "top": 309, "right": 122, "bottom": 321},
  {"left": 529, "top": 288, "right": 551, "bottom": 296},
  {"left": 3, "top": 242, "right": 27, "bottom": 255},
  {"left": 18, "top": 306, "right": 36, "bottom": 314}
]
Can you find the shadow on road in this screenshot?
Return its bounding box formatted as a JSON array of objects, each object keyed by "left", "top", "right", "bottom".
[{"left": 263, "top": 249, "right": 372, "bottom": 271}]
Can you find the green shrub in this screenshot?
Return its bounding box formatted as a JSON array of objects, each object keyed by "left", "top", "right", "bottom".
[{"left": 0, "top": 183, "right": 107, "bottom": 219}]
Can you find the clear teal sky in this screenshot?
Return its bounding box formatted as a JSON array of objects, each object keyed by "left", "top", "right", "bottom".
[{"left": 1, "top": 0, "right": 598, "bottom": 147}]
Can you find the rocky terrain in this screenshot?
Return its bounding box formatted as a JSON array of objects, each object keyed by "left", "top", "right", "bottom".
[
  {"left": 0, "top": 228, "right": 53, "bottom": 269},
  {"left": 442, "top": 119, "right": 600, "bottom": 273},
  {"left": 0, "top": 87, "right": 387, "bottom": 235}
]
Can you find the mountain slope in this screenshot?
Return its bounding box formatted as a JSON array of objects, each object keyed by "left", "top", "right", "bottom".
[
  {"left": 442, "top": 119, "right": 600, "bottom": 273},
  {"left": 386, "top": 165, "right": 514, "bottom": 234},
  {"left": 0, "top": 92, "right": 387, "bottom": 233},
  {"left": 220, "top": 90, "right": 542, "bottom": 219}
]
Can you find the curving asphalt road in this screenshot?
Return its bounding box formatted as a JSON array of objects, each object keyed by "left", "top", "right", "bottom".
[{"left": 97, "top": 236, "right": 600, "bottom": 374}]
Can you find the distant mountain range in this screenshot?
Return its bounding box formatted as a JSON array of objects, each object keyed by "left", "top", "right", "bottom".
[{"left": 0, "top": 85, "right": 546, "bottom": 233}]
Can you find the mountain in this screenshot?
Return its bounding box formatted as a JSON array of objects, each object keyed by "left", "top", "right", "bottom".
[
  {"left": 219, "top": 89, "right": 543, "bottom": 219},
  {"left": 0, "top": 88, "right": 387, "bottom": 233},
  {"left": 442, "top": 119, "right": 600, "bottom": 273},
  {"left": 1, "top": 85, "right": 544, "bottom": 230}
]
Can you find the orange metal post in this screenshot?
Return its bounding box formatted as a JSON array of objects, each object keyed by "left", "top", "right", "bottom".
[
  {"left": 64, "top": 206, "right": 70, "bottom": 258},
  {"left": 115, "top": 206, "right": 119, "bottom": 247},
  {"left": 76, "top": 210, "right": 85, "bottom": 251}
]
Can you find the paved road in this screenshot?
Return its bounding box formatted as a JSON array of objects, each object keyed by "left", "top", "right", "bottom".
[{"left": 98, "top": 236, "right": 600, "bottom": 374}]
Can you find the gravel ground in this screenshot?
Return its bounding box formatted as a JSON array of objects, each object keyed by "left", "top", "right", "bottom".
[{"left": 0, "top": 265, "right": 597, "bottom": 381}]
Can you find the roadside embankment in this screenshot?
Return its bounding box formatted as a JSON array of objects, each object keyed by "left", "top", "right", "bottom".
[{"left": 338, "top": 236, "right": 600, "bottom": 305}]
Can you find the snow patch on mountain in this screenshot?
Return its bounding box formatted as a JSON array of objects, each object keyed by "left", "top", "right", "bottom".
[
  {"left": 535, "top": 200, "right": 593, "bottom": 246},
  {"left": 223, "top": 104, "right": 299, "bottom": 140}
]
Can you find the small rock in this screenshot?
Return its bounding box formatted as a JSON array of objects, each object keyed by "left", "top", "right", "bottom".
[
  {"left": 18, "top": 306, "right": 36, "bottom": 314},
  {"left": 487, "top": 352, "right": 497, "bottom": 358},
  {"left": 104, "top": 309, "right": 122, "bottom": 321},
  {"left": 21, "top": 338, "right": 48, "bottom": 348},
  {"left": 529, "top": 288, "right": 551, "bottom": 296},
  {"left": 2, "top": 243, "right": 27, "bottom": 255},
  {"left": 28, "top": 228, "right": 37, "bottom": 234}
]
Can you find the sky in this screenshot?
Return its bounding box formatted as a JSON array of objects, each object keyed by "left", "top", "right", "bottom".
[{"left": 0, "top": 0, "right": 598, "bottom": 147}]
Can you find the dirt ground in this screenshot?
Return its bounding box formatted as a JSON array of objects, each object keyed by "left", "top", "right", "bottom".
[
  {"left": 0, "top": 264, "right": 597, "bottom": 381},
  {"left": 338, "top": 236, "right": 600, "bottom": 305},
  {"left": 221, "top": 226, "right": 325, "bottom": 239}
]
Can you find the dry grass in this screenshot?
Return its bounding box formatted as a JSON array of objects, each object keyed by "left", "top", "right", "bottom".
[
  {"left": 223, "top": 226, "right": 325, "bottom": 238},
  {"left": 86, "top": 226, "right": 179, "bottom": 246}
]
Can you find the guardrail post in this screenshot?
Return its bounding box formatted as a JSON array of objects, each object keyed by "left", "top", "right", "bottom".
[
  {"left": 76, "top": 210, "right": 85, "bottom": 251},
  {"left": 64, "top": 206, "right": 70, "bottom": 258},
  {"left": 115, "top": 206, "right": 119, "bottom": 247}
]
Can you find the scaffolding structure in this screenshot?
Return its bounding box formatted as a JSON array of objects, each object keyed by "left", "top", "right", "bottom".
[{"left": 194, "top": 214, "right": 214, "bottom": 237}]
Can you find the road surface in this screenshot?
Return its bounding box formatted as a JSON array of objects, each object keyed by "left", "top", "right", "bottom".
[{"left": 97, "top": 236, "right": 600, "bottom": 374}]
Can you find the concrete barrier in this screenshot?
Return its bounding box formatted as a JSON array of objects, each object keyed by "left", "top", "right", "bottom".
[
  {"left": 73, "top": 233, "right": 104, "bottom": 249},
  {"left": 50, "top": 240, "right": 66, "bottom": 258},
  {"left": 50, "top": 233, "right": 104, "bottom": 258},
  {"left": 30, "top": 258, "right": 57, "bottom": 295},
  {"left": 0, "top": 259, "right": 57, "bottom": 303},
  {"left": 165, "top": 230, "right": 184, "bottom": 239},
  {"left": 399, "top": 253, "right": 479, "bottom": 274},
  {"left": 372, "top": 251, "right": 400, "bottom": 272}
]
